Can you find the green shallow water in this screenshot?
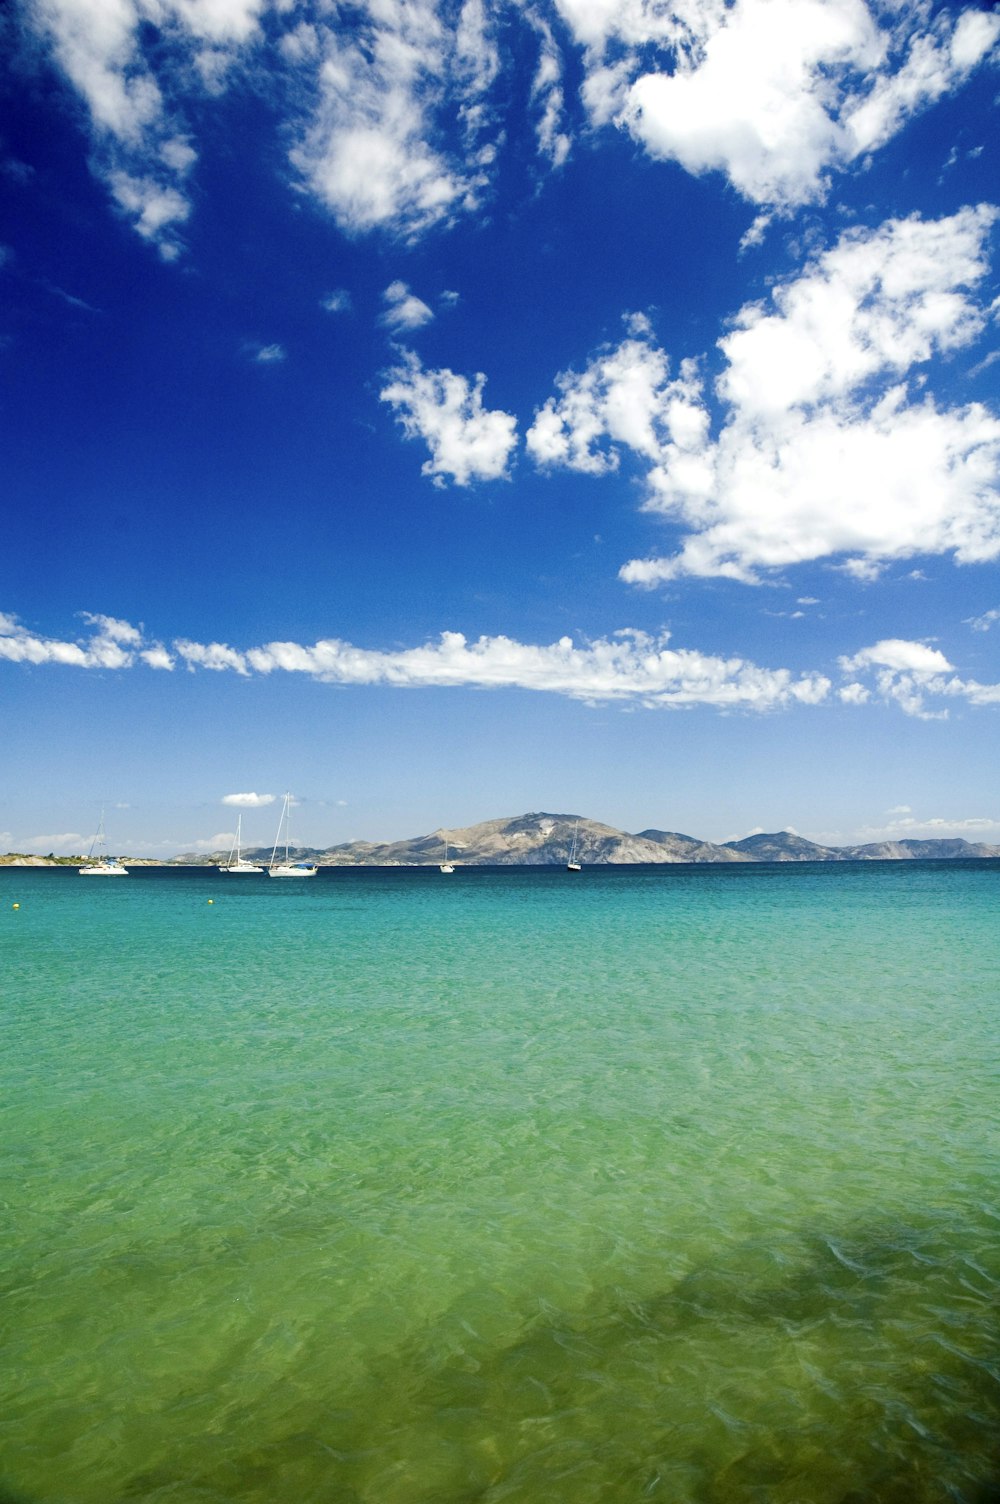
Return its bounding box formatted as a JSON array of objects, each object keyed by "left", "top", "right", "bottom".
[{"left": 2, "top": 861, "right": 1000, "bottom": 1504}]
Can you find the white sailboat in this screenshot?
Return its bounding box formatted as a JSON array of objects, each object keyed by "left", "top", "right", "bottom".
[
  {"left": 79, "top": 809, "right": 129, "bottom": 876},
  {"left": 268, "top": 793, "right": 318, "bottom": 878},
  {"left": 439, "top": 836, "right": 455, "bottom": 874},
  {"left": 566, "top": 820, "right": 582, "bottom": 872},
  {"left": 218, "top": 813, "right": 262, "bottom": 874}
]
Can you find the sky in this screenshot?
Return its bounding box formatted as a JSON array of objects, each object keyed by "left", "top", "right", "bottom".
[{"left": 2, "top": 0, "right": 1000, "bottom": 857}]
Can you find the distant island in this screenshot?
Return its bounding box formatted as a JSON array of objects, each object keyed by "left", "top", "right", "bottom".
[
  {"left": 5, "top": 812, "right": 999, "bottom": 868},
  {"left": 165, "top": 812, "right": 998, "bottom": 867}
]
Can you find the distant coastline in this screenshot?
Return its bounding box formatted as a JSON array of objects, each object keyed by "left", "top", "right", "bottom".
[{"left": 6, "top": 812, "right": 1000, "bottom": 867}]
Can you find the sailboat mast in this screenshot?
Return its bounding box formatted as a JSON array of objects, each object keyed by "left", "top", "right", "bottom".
[{"left": 269, "top": 795, "right": 288, "bottom": 871}]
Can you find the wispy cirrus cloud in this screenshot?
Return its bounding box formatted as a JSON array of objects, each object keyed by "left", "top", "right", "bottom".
[
  {"left": 321, "top": 288, "right": 352, "bottom": 314},
  {"left": 245, "top": 341, "right": 286, "bottom": 364},
  {"left": 285, "top": 0, "right": 498, "bottom": 239},
  {"left": 26, "top": 0, "right": 263, "bottom": 254}
]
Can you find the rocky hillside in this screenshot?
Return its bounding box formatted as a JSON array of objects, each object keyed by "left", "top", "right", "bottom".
[
  {"left": 319, "top": 812, "right": 741, "bottom": 866},
  {"left": 178, "top": 815, "right": 1000, "bottom": 866}
]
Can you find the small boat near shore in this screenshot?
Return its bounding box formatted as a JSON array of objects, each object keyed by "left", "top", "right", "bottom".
[
  {"left": 567, "top": 820, "right": 582, "bottom": 872},
  {"left": 268, "top": 793, "right": 317, "bottom": 878},
  {"left": 219, "top": 814, "right": 262, "bottom": 874},
  {"left": 79, "top": 810, "right": 128, "bottom": 876}
]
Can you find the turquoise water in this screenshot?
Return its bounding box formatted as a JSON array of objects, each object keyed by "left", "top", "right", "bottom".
[{"left": 2, "top": 861, "right": 1000, "bottom": 1504}]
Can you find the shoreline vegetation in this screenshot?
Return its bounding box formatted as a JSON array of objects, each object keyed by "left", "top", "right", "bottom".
[{"left": 4, "top": 813, "right": 1000, "bottom": 868}]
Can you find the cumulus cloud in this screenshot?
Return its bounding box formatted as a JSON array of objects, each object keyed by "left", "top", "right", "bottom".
[
  {"left": 380, "top": 350, "right": 518, "bottom": 485},
  {"left": 558, "top": 0, "right": 1000, "bottom": 209},
  {"left": 381, "top": 280, "right": 434, "bottom": 332},
  {"left": 527, "top": 315, "right": 707, "bottom": 475},
  {"left": 0, "top": 610, "right": 171, "bottom": 669},
  {"left": 834, "top": 634, "right": 1000, "bottom": 717},
  {"left": 838, "top": 639, "right": 954, "bottom": 674},
  {"left": 524, "top": 208, "right": 1000, "bottom": 585},
  {"left": 222, "top": 792, "right": 275, "bottom": 807},
  {"left": 174, "top": 638, "right": 249, "bottom": 673}
]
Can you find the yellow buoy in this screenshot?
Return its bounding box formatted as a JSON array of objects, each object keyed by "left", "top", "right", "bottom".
[
  {"left": 12, "top": 903, "right": 19, "bottom": 910},
  {"left": 208, "top": 899, "right": 214, "bottom": 905}
]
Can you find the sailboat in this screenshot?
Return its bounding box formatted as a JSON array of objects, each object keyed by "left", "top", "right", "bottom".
[
  {"left": 439, "top": 836, "right": 455, "bottom": 874},
  {"left": 218, "top": 813, "right": 262, "bottom": 874},
  {"left": 268, "top": 793, "right": 318, "bottom": 878},
  {"left": 79, "top": 809, "right": 129, "bottom": 875},
  {"left": 566, "top": 820, "right": 582, "bottom": 872}
]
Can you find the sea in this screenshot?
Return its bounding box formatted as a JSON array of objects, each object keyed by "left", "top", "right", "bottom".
[{"left": 2, "top": 860, "right": 999, "bottom": 1504}]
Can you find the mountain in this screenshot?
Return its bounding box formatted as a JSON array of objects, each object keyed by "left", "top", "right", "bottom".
[
  {"left": 173, "top": 816, "right": 1000, "bottom": 866},
  {"left": 318, "top": 813, "right": 738, "bottom": 866},
  {"left": 637, "top": 830, "right": 749, "bottom": 863},
  {"left": 723, "top": 832, "right": 845, "bottom": 861}
]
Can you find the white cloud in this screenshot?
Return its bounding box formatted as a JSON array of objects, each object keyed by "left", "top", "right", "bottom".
[
  {"left": 381, "top": 280, "right": 434, "bottom": 332},
  {"left": 838, "top": 639, "right": 953, "bottom": 674},
  {"left": 543, "top": 208, "right": 1000, "bottom": 585},
  {"left": 558, "top": 0, "right": 1000, "bottom": 209},
  {"left": 968, "top": 607, "right": 1000, "bottom": 632},
  {"left": 10, "top": 607, "right": 1000, "bottom": 722},
  {"left": 528, "top": 13, "right": 572, "bottom": 167},
  {"left": 834, "top": 635, "right": 1000, "bottom": 717},
  {"left": 0, "top": 610, "right": 151, "bottom": 668},
  {"left": 380, "top": 350, "right": 518, "bottom": 485},
  {"left": 247, "top": 342, "right": 286, "bottom": 364},
  {"left": 26, "top": 0, "right": 263, "bottom": 254},
  {"left": 0, "top": 606, "right": 829, "bottom": 710},
  {"left": 321, "top": 288, "right": 352, "bottom": 313},
  {"left": 22, "top": 0, "right": 999, "bottom": 253},
  {"left": 844, "top": 8, "right": 1000, "bottom": 159},
  {"left": 230, "top": 626, "right": 834, "bottom": 710},
  {"left": 140, "top": 645, "right": 175, "bottom": 669},
  {"left": 192, "top": 831, "right": 238, "bottom": 851},
  {"left": 287, "top": 0, "right": 495, "bottom": 238},
  {"left": 174, "top": 638, "right": 250, "bottom": 673},
  {"left": 222, "top": 792, "right": 275, "bottom": 807},
  {"left": 527, "top": 317, "right": 707, "bottom": 475}
]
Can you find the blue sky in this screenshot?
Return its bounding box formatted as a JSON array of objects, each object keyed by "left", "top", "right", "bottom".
[{"left": 2, "top": 0, "right": 1000, "bottom": 856}]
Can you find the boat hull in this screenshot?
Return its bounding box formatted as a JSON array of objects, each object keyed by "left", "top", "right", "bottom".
[
  {"left": 268, "top": 865, "right": 318, "bottom": 878},
  {"left": 79, "top": 864, "right": 129, "bottom": 876}
]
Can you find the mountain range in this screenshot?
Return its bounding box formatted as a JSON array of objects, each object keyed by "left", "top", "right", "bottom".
[{"left": 181, "top": 813, "right": 1000, "bottom": 866}]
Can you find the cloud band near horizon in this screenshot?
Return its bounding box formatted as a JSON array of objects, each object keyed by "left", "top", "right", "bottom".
[{"left": 2, "top": 610, "right": 999, "bottom": 718}]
